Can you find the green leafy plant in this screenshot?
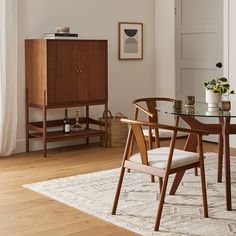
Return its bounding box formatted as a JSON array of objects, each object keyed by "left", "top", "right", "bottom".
[{"left": 204, "top": 77, "right": 235, "bottom": 95}]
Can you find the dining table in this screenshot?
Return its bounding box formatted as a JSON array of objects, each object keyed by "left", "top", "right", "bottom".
[{"left": 156, "top": 101, "right": 236, "bottom": 211}]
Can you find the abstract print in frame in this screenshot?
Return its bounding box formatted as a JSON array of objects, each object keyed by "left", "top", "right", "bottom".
[{"left": 119, "top": 22, "right": 143, "bottom": 60}]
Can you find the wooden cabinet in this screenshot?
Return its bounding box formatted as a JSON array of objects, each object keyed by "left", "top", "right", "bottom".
[{"left": 25, "top": 39, "right": 108, "bottom": 157}]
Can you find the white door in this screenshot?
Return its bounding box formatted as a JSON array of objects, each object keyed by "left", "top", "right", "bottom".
[{"left": 175, "top": 0, "right": 226, "bottom": 142}]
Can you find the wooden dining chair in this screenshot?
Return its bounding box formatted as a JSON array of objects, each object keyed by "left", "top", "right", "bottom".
[
  {"left": 132, "top": 97, "right": 222, "bottom": 183},
  {"left": 112, "top": 118, "right": 208, "bottom": 231},
  {"left": 131, "top": 97, "right": 191, "bottom": 183},
  {"left": 132, "top": 97, "right": 187, "bottom": 149}
]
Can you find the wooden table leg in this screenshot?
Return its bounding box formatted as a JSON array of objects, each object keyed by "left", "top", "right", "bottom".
[
  {"left": 169, "top": 171, "right": 185, "bottom": 195},
  {"left": 184, "top": 133, "right": 198, "bottom": 152},
  {"left": 169, "top": 133, "right": 198, "bottom": 194},
  {"left": 218, "top": 134, "right": 223, "bottom": 183},
  {"left": 223, "top": 117, "right": 232, "bottom": 211},
  {"left": 168, "top": 114, "right": 231, "bottom": 211}
]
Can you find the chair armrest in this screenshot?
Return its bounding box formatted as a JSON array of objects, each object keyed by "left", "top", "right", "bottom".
[
  {"left": 121, "top": 118, "right": 209, "bottom": 136},
  {"left": 133, "top": 103, "right": 154, "bottom": 117}
]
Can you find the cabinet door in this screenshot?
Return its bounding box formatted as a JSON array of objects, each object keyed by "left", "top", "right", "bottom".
[
  {"left": 47, "top": 40, "right": 107, "bottom": 105},
  {"left": 47, "top": 40, "right": 80, "bottom": 105},
  {"left": 76, "top": 41, "right": 107, "bottom": 102}
]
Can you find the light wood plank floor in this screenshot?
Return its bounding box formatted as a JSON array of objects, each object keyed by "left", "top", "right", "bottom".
[{"left": 0, "top": 140, "right": 235, "bottom": 236}]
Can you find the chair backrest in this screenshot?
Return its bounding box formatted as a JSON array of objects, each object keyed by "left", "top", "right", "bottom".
[
  {"left": 132, "top": 97, "right": 180, "bottom": 149},
  {"left": 129, "top": 121, "right": 149, "bottom": 165},
  {"left": 124, "top": 119, "right": 178, "bottom": 167},
  {"left": 132, "top": 97, "right": 176, "bottom": 123}
]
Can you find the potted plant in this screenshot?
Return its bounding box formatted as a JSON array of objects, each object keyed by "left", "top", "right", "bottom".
[{"left": 204, "top": 77, "right": 234, "bottom": 108}]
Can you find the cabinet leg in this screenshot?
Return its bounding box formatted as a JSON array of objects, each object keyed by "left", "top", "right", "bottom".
[
  {"left": 25, "top": 89, "right": 29, "bottom": 152},
  {"left": 43, "top": 140, "right": 47, "bottom": 158},
  {"left": 25, "top": 122, "right": 29, "bottom": 153},
  {"left": 43, "top": 91, "right": 47, "bottom": 158},
  {"left": 104, "top": 103, "right": 109, "bottom": 148},
  {"left": 86, "top": 106, "right": 89, "bottom": 145},
  {"left": 26, "top": 134, "right": 29, "bottom": 153}
]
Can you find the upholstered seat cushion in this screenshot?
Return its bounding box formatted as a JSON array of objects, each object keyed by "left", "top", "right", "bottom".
[
  {"left": 142, "top": 128, "right": 186, "bottom": 138},
  {"left": 129, "top": 147, "right": 200, "bottom": 169}
]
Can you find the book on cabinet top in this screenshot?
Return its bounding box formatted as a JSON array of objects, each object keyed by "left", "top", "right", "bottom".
[{"left": 44, "top": 33, "right": 78, "bottom": 39}]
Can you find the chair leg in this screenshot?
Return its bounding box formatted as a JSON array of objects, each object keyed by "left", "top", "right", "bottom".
[
  {"left": 148, "top": 137, "right": 153, "bottom": 150},
  {"left": 112, "top": 167, "right": 126, "bottom": 215},
  {"left": 148, "top": 140, "right": 156, "bottom": 183},
  {"left": 218, "top": 134, "right": 223, "bottom": 183},
  {"left": 127, "top": 133, "right": 135, "bottom": 174},
  {"left": 158, "top": 177, "right": 163, "bottom": 193},
  {"left": 151, "top": 175, "right": 155, "bottom": 183},
  {"left": 199, "top": 162, "right": 209, "bottom": 218},
  {"left": 194, "top": 167, "right": 198, "bottom": 176},
  {"left": 154, "top": 174, "right": 169, "bottom": 231}
]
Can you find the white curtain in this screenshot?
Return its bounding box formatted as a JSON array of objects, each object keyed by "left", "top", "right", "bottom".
[{"left": 0, "top": 0, "right": 17, "bottom": 156}]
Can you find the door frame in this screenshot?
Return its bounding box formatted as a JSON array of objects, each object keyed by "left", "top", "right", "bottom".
[
  {"left": 175, "top": 0, "right": 229, "bottom": 99},
  {"left": 223, "top": 0, "right": 229, "bottom": 79}
]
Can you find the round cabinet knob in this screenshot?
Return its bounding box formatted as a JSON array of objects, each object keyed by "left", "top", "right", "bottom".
[{"left": 76, "top": 69, "right": 82, "bottom": 73}]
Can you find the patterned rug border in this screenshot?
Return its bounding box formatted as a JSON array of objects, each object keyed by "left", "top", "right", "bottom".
[
  {"left": 23, "top": 153, "right": 236, "bottom": 236},
  {"left": 23, "top": 168, "right": 158, "bottom": 235}
]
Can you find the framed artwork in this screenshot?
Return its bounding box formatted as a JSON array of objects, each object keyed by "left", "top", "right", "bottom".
[{"left": 118, "top": 22, "right": 143, "bottom": 60}]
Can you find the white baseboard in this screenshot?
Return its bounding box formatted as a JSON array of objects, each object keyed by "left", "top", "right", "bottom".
[
  {"left": 15, "top": 139, "right": 26, "bottom": 153},
  {"left": 15, "top": 137, "right": 99, "bottom": 154}
]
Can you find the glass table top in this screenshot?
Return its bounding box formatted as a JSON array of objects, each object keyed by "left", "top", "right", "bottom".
[{"left": 156, "top": 101, "right": 236, "bottom": 118}]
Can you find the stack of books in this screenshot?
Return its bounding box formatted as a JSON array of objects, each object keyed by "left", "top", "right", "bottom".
[{"left": 44, "top": 33, "right": 78, "bottom": 39}]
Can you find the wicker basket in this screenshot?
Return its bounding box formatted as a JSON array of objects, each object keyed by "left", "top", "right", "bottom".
[{"left": 99, "top": 110, "right": 128, "bottom": 147}]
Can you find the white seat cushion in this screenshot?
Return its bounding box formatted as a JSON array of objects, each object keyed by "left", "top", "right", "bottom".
[
  {"left": 130, "top": 147, "right": 199, "bottom": 169},
  {"left": 142, "top": 128, "right": 186, "bottom": 138}
]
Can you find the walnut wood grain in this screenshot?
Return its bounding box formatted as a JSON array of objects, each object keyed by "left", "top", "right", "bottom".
[
  {"left": 25, "top": 39, "right": 47, "bottom": 106},
  {"left": 112, "top": 119, "right": 208, "bottom": 231},
  {"left": 25, "top": 39, "right": 108, "bottom": 107},
  {"left": 25, "top": 39, "right": 108, "bottom": 156},
  {"left": 170, "top": 115, "right": 233, "bottom": 211}
]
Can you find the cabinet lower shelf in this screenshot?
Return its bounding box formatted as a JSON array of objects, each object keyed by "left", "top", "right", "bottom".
[
  {"left": 29, "top": 128, "right": 106, "bottom": 142},
  {"left": 26, "top": 102, "right": 108, "bottom": 157}
]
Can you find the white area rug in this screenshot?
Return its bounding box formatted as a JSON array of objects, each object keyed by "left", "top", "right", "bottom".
[{"left": 23, "top": 153, "right": 236, "bottom": 236}]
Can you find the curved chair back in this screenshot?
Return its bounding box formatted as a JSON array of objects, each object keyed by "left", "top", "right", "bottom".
[{"left": 132, "top": 97, "right": 181, "bottom": 149}]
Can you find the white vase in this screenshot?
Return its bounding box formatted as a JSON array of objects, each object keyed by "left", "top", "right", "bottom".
[
  {"left": 206, "top": 107, "right": 220, "bottom": 116},
  {"left": 205, "top": 90, "right": 221, "bottom": 108}
]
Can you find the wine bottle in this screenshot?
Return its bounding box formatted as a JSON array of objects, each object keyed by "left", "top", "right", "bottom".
[{"left": 63, "top": 108, "right": 70, "bottom": 133}]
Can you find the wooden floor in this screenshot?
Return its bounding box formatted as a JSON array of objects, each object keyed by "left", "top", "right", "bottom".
[{"left": 0, "top": 140, "right": 235, "bottom": 236}]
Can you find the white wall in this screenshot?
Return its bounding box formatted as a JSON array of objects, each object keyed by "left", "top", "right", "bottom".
[
  {"left": 154, "top": 0, "right": 176, "bottom": 125},
  {"left": 155, "top": 0, "right": 176, "bottom": 98},
  {"left": 16, "top": 0, "right": 155, "bottom": 153},
  {"left": 229, "top": 0, "right": 236, "bottom": 147},
  {"left": 154, "top": 0, "right": 236, "bottom": 148},
  {"left": 229, "top": 0, "right": 236, "bottom": 98}
]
